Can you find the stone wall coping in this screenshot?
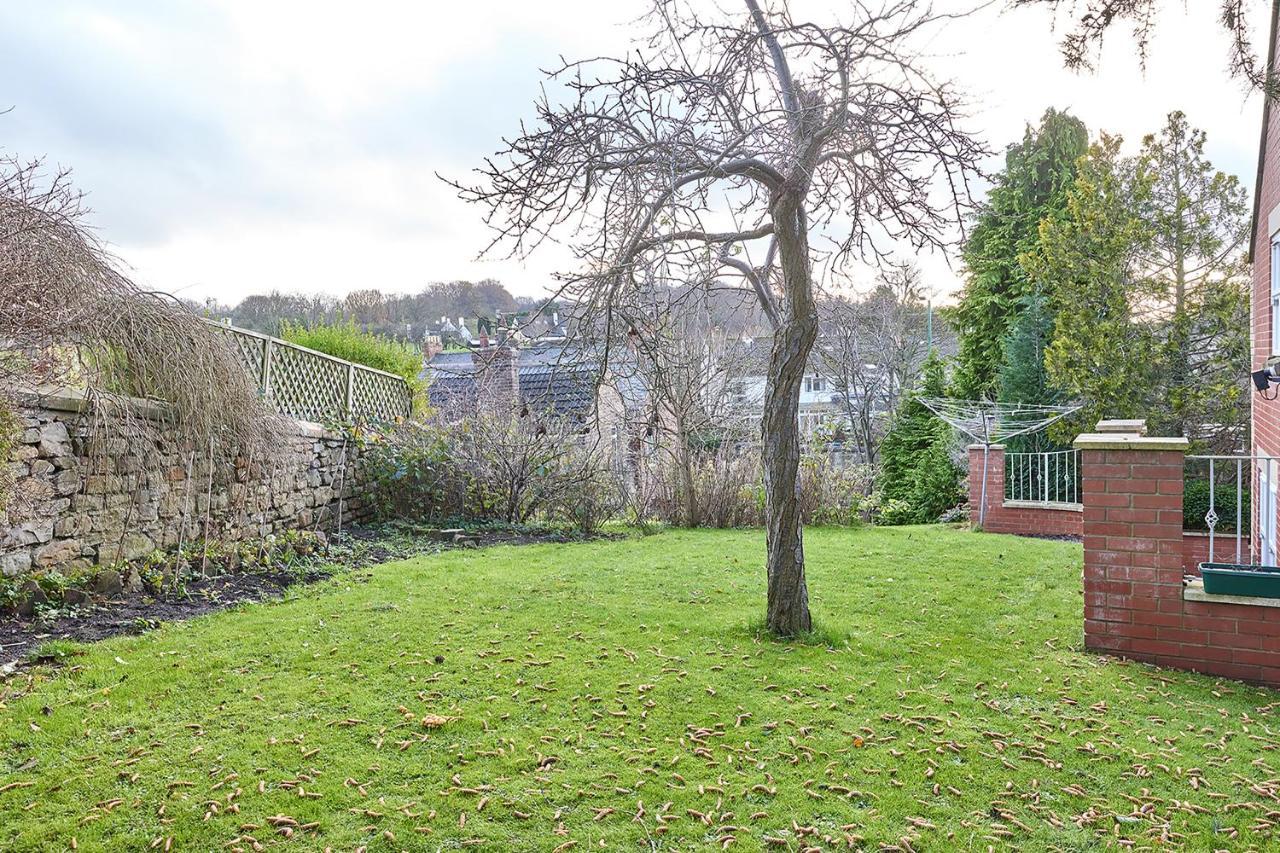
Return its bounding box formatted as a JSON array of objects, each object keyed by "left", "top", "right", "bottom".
[
  {"left": 16, "top": 385, "right": 340, "bottom": 439},
  {"left": 15, "top": 385, "right": 172, "bottom": 421},
  {"left": 295, "top": 420, "right": 331, "bottom": 438},
  {"left": 1096, "top": 419, "right": 1148, "bottom": 434},
  {"left": 1184, "top": 578, "right": 1280, "bottom": 609},
  {"left": 1073, "top": 432, "right": 1189, "bottom": 452},
  {"left": 966, "top": 443, "right": 1005, "bottom": 451},
  {"left": 1002, "top": 499, "right": 1083, "bottom": 512}
]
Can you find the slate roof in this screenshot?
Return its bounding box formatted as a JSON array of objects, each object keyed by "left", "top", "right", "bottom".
[
  {"left": 423, "top": 343, "right": 607, "bottom": 420},
  {"left": 518, "top": 344, "right": 599, "bottom": 418},
  {"left": 727, "top": 336, "right": 826, "bottom": 375}
]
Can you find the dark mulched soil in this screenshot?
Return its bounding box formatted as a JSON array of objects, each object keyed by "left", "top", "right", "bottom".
[
  {"left": 0, "top": 525, "right": 596, "bottom": 667},
  {"left": 0, "top": 569, "right": 321, "bottom": 666}
]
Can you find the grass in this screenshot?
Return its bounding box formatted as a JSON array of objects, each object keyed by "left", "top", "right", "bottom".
[{"left": 2, "top": 526, "right": 1279, "bottom": 850}]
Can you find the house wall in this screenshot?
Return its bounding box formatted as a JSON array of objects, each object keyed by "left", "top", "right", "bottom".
[
  {"left": 966, "top": 445, "right": 1082, "bottom": 537},
  {"left": 1251, "top": 13, "right": 1280, "bottom": 555},
  {"left": 0, "top": 391, "right": 370, "bottom": 578},
  {"left": 735, "top": 374, "right": 843, "bottom": 437},
  {"left": 1182, "top": 532, "right": 1212, "bottom": 576},
  {"left": 735, "top": 374, "right": 836, "bottom": 409}
]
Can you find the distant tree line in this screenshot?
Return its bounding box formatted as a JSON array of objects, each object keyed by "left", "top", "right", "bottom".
[{"left": 195, "top": 280, "right": 560, "bottom": 342}]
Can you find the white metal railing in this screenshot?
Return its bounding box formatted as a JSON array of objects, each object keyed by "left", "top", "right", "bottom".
[
  {"left": 1184, "top": 455, "right": 1274, "bottom": 566},
  {"left": 1004, "top": 448, "right": 1080, "bottom": 506},
  {"left": 205, "top": 320, "right": 413, "bottom": 423}
]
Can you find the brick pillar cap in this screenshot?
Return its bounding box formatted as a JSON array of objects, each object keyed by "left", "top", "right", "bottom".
[
  {"left": 1073, "top": 432, "right": 1188, "bottom": 451},
  {"left": 1096, "top": 418, "right": 1147, "bottom": 434},
  {"left": 967, "top": 443, "right": 1005, "bottom": 451}
]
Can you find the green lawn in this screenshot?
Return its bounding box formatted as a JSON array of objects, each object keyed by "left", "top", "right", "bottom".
[{"left": 2, "top": 527, "right": 1279, "bottom": 851}]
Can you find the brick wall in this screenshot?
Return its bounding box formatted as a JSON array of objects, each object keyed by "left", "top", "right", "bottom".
[
  {"left": 1256, "top": 69, "right": 1280, "bottom": 458},
  {"left": 967, "top": 445, "right": 1082, "bottom": 537},
  {"left": 1182, "top": 532, "right": 1212, "bottom": 576},
  {"left": 1078, "top": 423, "right": 1280, "bottom": 687},
  {"left": 1252, "top": 12, "right": 1280, "bottom": 543}
]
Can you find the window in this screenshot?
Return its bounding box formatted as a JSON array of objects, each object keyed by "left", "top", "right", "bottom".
[
  {"left": 804, "top": 375, "right": 826, "bottom": 393},
  {"left": 1271, "top": 238, "right": 1280, "bottom": 354}
]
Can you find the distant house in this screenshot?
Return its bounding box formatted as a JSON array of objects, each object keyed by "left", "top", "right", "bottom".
[
  {"left": 723, "top": 337, "right": 862, "bottom": 438},
  {"left": 423, "top": 315, "right": 477, "bottom": 351},
  {"left": 423, "top": 343, "right": 599, "bottom": 419},
  {"left": 421, "top": 331, "right": 645, "bottom": 452}
]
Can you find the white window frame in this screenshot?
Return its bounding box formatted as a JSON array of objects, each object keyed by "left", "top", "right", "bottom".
[
  {"left": 1271, "top": 238, "right": 1280, "bottom": 354},
  {"left": 1261, "top": 461, "right": 1277, "bottom": 566}
]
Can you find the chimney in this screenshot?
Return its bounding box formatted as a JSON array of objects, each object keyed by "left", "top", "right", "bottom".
[
  {"left": 423, "top": 333, "right": 443, "bottom": 362},
  {"left": 470, "top": 341, "right": 519, "bottom": 406}
]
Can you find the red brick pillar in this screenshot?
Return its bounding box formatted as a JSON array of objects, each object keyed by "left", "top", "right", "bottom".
[
  {"left": 1075, "top": 420, "right": 1188, "bottom": 658},
  {"left": 967, "top": 444, "right": 1005, "bottom": 529}
]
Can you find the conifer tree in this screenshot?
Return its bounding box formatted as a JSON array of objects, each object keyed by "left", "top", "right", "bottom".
[
  {"left": 996, "top": 292, "right": 1062, "bottom": 453},
  {"left": 878, "top": 351, "right": 962, "bottom": 523},
  {"left": 1030, "top": 115, "right": 1249, "bottom": 450},
  {"left": 952, "top": 109, "right": 1088, "bottom": 400}
]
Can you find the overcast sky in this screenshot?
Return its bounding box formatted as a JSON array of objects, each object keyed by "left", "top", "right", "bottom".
[{"left": 1, "top": 0, "right": 1271, "bottom": 306}]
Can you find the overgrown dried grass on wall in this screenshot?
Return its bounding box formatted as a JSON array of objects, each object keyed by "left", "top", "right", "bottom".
[{"left": 0, "top": 157, "right": 284, "bottom": 511}]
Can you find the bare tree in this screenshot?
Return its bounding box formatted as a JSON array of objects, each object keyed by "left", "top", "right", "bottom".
[
  {"left": 623, "top": 287, "right": 750, "bottom": 526},
  {"left": 819, "top": 296, "right": 881, "bottom": 464},
  {"left": 818, "top": 264, "right": 932, "bottom": 465},
  {"left": 451, "top": 0, "right": 983, "bottom": 635},
  {"left": 867, "top": 263, "right": 934, "bottom": 417}
]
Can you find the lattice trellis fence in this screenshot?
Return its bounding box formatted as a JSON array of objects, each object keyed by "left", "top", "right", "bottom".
[{"left": 208, "top": 321, "right": 413, "bottom": 423}]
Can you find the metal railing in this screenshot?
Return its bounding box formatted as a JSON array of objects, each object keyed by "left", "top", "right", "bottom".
[
  {"left": 1184, "top": 455, "right": 1273, "bottom": 566},
  {"left": 1004, "top": 448, "right": 1080, "bottom": 506},
  {"left": 207, "top": 320, "right": 413, "bottom": 423}
]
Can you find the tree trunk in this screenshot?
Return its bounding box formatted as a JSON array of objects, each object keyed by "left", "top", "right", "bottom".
[
  {"left": 762, "top": 311, "right": 817, "bottom": 634},
  {"left": 676, "top": 423, "right": 698, "bottom": 527},
  {"left": 762, "top": 200, "right": 818, "bottom": 636}
]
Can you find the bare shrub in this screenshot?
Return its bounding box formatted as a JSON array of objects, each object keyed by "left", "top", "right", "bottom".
[
  {"left": 796, "top": 455, "right": 877, "bottom": 526},
  {"left": 0, "top": 157, "right": 279, "bottom": 462},
  {"left": 643, "top": 448, "right": 761, "bottom": 529},
  {"left": 362, "top": 403, "right": 624, "bottom": 534},
  {"left": 637, "top": 447, "right": 875, "bottom": 529}
]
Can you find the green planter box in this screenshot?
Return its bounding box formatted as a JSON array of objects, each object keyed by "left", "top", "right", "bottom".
[{"left": 1200, "top": 563, "right": 1280, "bottom": 599}]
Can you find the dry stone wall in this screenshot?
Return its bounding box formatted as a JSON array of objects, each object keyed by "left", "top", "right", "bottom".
[{"left": 1, "top": 391, "right": 370, "bottom": 578}]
